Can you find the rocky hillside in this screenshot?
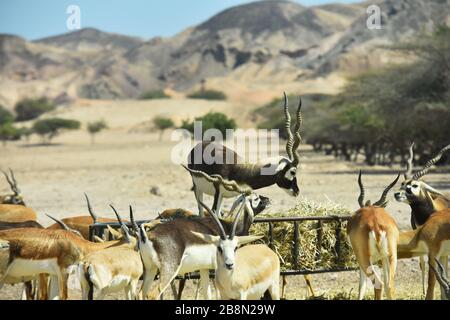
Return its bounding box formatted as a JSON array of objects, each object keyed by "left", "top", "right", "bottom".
[{"left": 0, "top": 0, "right": 449, "bottom": 107}]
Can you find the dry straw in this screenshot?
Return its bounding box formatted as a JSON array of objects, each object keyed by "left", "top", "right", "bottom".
[{"left": 250, "top": 198, "right": 358, "bottom": 271}]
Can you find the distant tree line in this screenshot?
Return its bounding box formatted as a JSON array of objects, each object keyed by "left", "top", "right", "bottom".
[{"left": 258, "top": 26, "right": 450, "bottom": 166}]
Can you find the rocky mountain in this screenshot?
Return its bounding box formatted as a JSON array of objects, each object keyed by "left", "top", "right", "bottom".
[{"left": 0, "top": 0, "right": 449, "bottom": 107}]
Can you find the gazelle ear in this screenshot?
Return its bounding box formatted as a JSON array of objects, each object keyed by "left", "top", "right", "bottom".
[
  {"left": 106, "top": 225, "right": 122, "bottom": 239},
  {"left": 191, "top": 231, "right": 220, "bottom": 245},
  {"left": 236, "top": 235, "right": 264, "bottom": 246},
  {"left": 423, "top": 184, "right": 447, "bottom": 198}
]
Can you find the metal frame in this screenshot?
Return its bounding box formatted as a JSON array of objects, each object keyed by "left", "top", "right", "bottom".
[{"left": 88, "top": 214, "right": 357, "bottom": 278}]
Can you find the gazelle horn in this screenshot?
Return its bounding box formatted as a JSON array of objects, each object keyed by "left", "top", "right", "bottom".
[
  {"left": 373, "top": 174, "right": 400, "bottom": 207},
  {"left": 412, "top": 144, "right": 450, "bottom": 180},
  {"left": 198, "top": 199, "right": 227, "bottom": 240},
  {"left": 357, "top": 170, "right": 365, "bottom": 208},
  {"left": 182, "top": 165, "right": 252, "bottom": 195},
  {"left": 404, "top": 142, "right": 415, "bottom": 179},
  {"left": 84, "top": 193, "right": 98, "bottom": 224},
  {"left": 109, "top": 205, "right": 131, "bottom": 243}
]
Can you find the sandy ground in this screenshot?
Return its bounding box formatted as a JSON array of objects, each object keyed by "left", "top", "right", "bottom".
[{"left": 0, "top": 98, "right": 449, "bottom": 300}]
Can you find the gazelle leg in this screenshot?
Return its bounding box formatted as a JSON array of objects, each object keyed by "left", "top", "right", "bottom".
[
  {"left": 382, "top": 257, "right": 392, "bottom": 300},
  {"left": 141, "top": 266, "right": 158, "bottom": 300},
  {"left": 49, "top": 275, "right": 60, "bottom": 300},
  {"left": 358, "top": 268, "right": 368, "bottom": 300},
  {"left": 193, "top": 184, "right": 204, "bottom": 216},
  {"left": 426, "top": 254, "right": 437, "bottom": 300},
  {"left": 200, "top": 269, "right": 211, "bottom": 300},
  {"left": 439, "top": 256, "right": 448, "bottom": 300},
  {"left": 304, "top": 275, "right": 315, "bottom": 297},
  {"left": 419, "top": 256, "right": 426, "bottom": 295},
  {"left": 268, "top": 277, "right": 280, "bottom": 300},
  {"left": 130, "top": 279, "right": 139, "bottom": 300},
  {"left": 281, "top": 275, "right": 287, "bottom": 299}
]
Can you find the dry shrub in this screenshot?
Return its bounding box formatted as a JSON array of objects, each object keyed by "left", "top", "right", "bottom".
[{"left": 250, "top": 198, "right": 358, "bottom": 271}]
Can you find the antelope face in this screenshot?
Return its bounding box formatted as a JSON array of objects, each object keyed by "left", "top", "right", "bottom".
[
  {"left": 248, "top": 194, "right": 271, "bottom": 216},
  {"left": 277, "top": 165, "right": 299, "bottom": 197},
  {"left": 2, "top": 194, "right": 25, "bottom": 206},
  {"left": 394, "top": 179, "right": 442, "bottom": 204}
]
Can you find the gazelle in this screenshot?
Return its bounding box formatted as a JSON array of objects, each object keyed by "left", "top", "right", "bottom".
[
  {"left": 186, "top": 93, "right": 303, "bottom": 215},
  {"left": 135, "top": 181, "right": 271, "bottom": 300},
  {"left": 0, "top": 169, "right": 25, "bottom": 205},
  {"left": 191, "top": 200, "right": 280, "bottom": 300},
  {"left": 394, "top": 143, "right": 450, "bottom": 294},
  {"left": 397, "top": 209, "right": 450, "bottom": 300},
  {"left": 0, "top": 218, "right": 131, "bottom": 299},
  {"left": 47, "top": 194, "right": 124, "bottom": 239},
  {"left": 347, "top": 171, "right": 400, "bottom": 300},
  {"left": 429, "top": 259, "right": 450, "bottom": 300},
  {"left": 78, "top": 205, "right": 143, "bottom": 300}
]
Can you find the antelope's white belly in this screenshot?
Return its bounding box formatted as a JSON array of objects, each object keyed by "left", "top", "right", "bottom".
[
  {"left": 7, "top": 258, "right": 59, "bottom": 278},
  {"left": 192, "top": 176, "right": 240, "bottom": 198},
  {"left": 217, "top": 272, "right": 274, "bottom": 300},
  {"left": 179, "top": 245, "right": 216, "bottom": 275}
]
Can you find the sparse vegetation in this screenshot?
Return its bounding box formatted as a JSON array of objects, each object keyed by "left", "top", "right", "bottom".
[
  {"left": 14, "top": 98, "right": 55, "bottom": 122},
  {"left": 153, "top": 116, "right": 174, "bottom": 141},
  {"left": 187, "top": 89, "right": 227, "bottom": 101},
  {"left": 139, "top": 90, "right": 170, "bottom": 100},
  {"left": 32, "top": 118, "right": 80, "bottom": 144},
  {"left": 0, "top": 123, "right": 20, "bottom": 146},
  {"left": 180, "top": 112, "right": 236, "bottom": 137},
  {"left": 256, "top": 27, "right": 450, "bottom": 166},
  {"left": 87, "top": 120, "right": 108, "bottom": 144},
  {"left": 0, "top": 105, "right": 14, "bottom": 125}
]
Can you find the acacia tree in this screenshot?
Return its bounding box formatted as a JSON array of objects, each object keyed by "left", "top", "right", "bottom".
[
  {"left": 87, "top": 120, "right": 108, "bottom": 144},
  {"left": 32, "top": 118, "right": 80, "bottom": 144},
  {"left": 153, "top": 116, "right": 174, "bottom": 141}
]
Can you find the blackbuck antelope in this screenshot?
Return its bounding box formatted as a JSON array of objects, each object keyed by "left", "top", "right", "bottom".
[
  {"left": 347, "top": 171, "right": 400, "bottom": 300},
  {"left": 0, "top": 169, "right": 25, "bottom": 205},
  {"left": 394, "top": 143, "right": 450, "bottom": 294},
  {"left": 429, "top": 259, "right": 450, "bottom": 300},
  {"left": 191, "top": 200, "right": 280, "bottom": 300},
  {"left": 397, "top": 209, "right": 450, "bottom": 300},
  {"left": 0, "top": 218, "right": 132, "bottom": 299},
  {"left": 78, "top": 206, "right": 143, "bottom": 300},
  {"left": 135, "top": 182, "right": 271, "bottom": 300},
  {"left": 186, "top": 93, "right": 302, "bottom": 215},
  {"left": 47, "top": 194, "right": 123, "bottom": 239}
]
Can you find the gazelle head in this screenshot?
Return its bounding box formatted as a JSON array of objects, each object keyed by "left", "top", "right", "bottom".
[
  {"left": 1, "top": 169, "right": 25, "bottom": 205},
  {"left": 357, "top": 170, "right": 400, "bottom": 209},
  {"left": 394, "top": 143, "right": 450, "bottom": 205},
  {"left": 229, "top": 192, "right": 271, "bottom": 218},
  {"left": 276, "top": 92, "right": 303, "bottom": 197},
  {"left": 192, "top": 199, "right": 263, "bottom": 270},
  {"left": 429, "top": 259, "right": 450, "bottom": 300}
]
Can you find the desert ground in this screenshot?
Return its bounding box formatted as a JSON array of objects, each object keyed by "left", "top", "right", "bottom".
[{"left": 0, "top": 98, "right": 449, "bottom": 300}]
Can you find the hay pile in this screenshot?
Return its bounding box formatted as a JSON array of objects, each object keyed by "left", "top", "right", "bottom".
[{"left": 250, "top": 198, "right": 358, "bottom": 271}]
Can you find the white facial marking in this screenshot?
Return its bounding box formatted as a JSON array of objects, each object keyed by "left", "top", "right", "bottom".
[{"left": 284, "top": 168, "right": 296, "bottom": 181}]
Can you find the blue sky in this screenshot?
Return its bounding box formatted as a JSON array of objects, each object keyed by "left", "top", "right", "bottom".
[{"left": 0, "top": 0, "right": 361, "bottom": 40}]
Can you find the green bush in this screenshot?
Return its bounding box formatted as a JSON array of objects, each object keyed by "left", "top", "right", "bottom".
[
  {"left": 153, "top": 116, "right": 174, "bottom": 141},
  {"left": 139, "top": 90, "right": 170, "bottom": 100},
  {"left": 32, "top": 118, "right": 80, "bottom": 143},
  {"left": 0, "top": 106, "right": 14, "bottom": 125},
  {"left": 180, "top": 112, "right": 236, "bottom": 137},
  {"left": 15, "top": 98, "right": 55, "bottom": 121},
  {"left": 187, "top": 90, "right": 227, "bottom": 101},
  {"left": 0, "top": 123, "right": 21, "bottom": 146}
]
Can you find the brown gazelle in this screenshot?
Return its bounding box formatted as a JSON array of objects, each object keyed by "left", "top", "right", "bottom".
[
  {"left": 397, "top": 209, "right": 450, "bottom": 300},
  {"left": 191, "top": 200, "right": 280, "bottom": 300},
  {"left": 186, "top": 92, "right": 302, "bottom": 215},
  {"left": 0, "top": 217, "right": 132, "bottom": 299},
  {"left": 394, "top": 143, "right": 450, "bottom": 294},
  {"left": 47, "top": 194, "right": 123, "bottom": 239},
  {"left": 0, "top": 169, "right": 25, "bottom": 205},
  {"left": 347, "top": 171, "right": 400, "bottom": 300},
  {"left": 78, "top": 206, "right": 143, "bottom": 300}
]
